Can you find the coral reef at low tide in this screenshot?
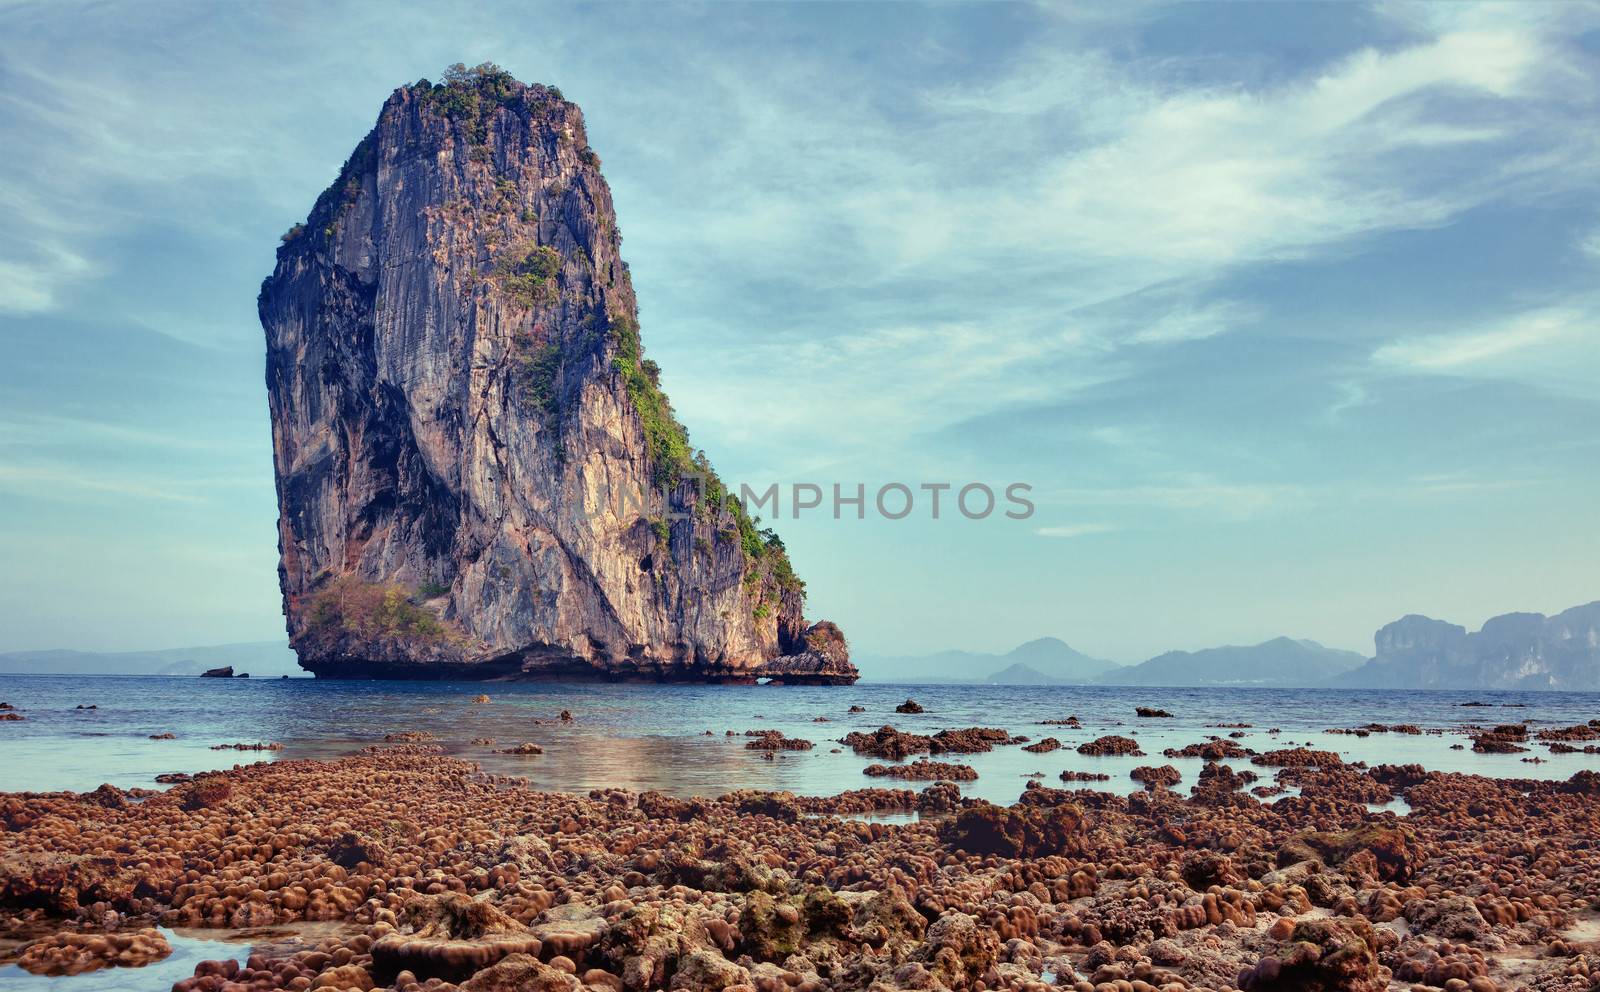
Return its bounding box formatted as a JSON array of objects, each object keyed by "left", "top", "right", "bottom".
[{"left": 5, "top": 741, "right": 1600, "bottom": 991}]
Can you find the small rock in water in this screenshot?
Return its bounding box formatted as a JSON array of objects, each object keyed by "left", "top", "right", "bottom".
[
  {"left": 495, "top": 742, "right": 543, "bottom": 755},
  {"left": 864, "top": 759, "right": 977, "bottom": 781},
  {"left": 744, "top": 731, "right": 814, "bottom": 751},
  {"left": 1078, "top": 734, "right": 1144, "bottom": 756},
  {"left": 1060, "top": 769, "right": 1112, "bottom": 782}
]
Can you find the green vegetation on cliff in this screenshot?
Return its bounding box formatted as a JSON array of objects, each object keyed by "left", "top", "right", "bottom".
[
  {"left": 308, "top": 577, "right": 460, "bottom": 643},
  {"left": 496, "top": 243, "right": 562, "bottom": 308},
  {"left": 609, "top": 311, "right": 692, "bottom": 490},
  {"left": 511, "top": 333, "right": 563, "bottom": 417},
  {"left": 415, "top": 62, "right": 528, "bottom": 144},
  {"left": 607, "top": 309, "right": 802, "bottom": 594}
]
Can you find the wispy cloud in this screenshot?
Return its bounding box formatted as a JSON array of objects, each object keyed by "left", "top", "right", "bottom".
[
  {"left": 1046, "top": 477, "right": 1312, "bottom": 520},
  {"left": 1324, "top": 381, "right": 1372, "bottom": 423},
  {"left": 1401, "top": 472, "right": 1543, "bottom": 496},
  {"left": 0, "top": 237, "right": 91, "bottom": 315},
  {"left": 622, "top": 3, "right": 1599, "bottom": 470},
  {"left": 1577, "top": 227, "right": 1600, "bottom": 261},
  {"left": 1035, "top": 523, "right": 1120, "bottom": 539},
  {"left": 1128, "top": 299, "right": 1261, "bottom": 346},
  {"left": 0, "top": 412, "right": 239, "bottom": 452},
  {"left": 1369, "top": 305, "right": 1580, "bottom": 371},
  {"left": 1363, "top": 305, "right": 1600, "bottom": 406},
  {"left": 0, "top": 462, "right": 205, "bottom": 504}
]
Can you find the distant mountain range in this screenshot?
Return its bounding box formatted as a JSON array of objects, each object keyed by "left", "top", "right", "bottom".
[
  {"left": 859, "top": 637, "right": 1120, "bottom": 684},
  {"left": 858, "top": 635, "right": 1362, "bottom": 687},
  {"left": 859, "top": 600, "right": 1600, "bottom": 690},
  {"left": 0, "top": 641, "right": 303, "bottom": 678},
  {"left": 1101, "top": 637, "right": 1366, "bottom": 687}
]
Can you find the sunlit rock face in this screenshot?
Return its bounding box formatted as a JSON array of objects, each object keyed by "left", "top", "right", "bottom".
[{"left": 261, "top": 66, "right": 854, "bottom": 684}]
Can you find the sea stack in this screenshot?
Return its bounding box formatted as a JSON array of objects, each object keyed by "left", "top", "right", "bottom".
[{"left": 260, "top": 64, "right": 855, "bottom": 684}]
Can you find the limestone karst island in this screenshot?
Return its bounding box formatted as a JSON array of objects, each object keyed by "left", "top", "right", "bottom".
[
  {"left": 6, "top": 7, "right": 1600, "bottom": 992},
  {"left": 262, "top": 66, "right": 853, "bottom": 684}
]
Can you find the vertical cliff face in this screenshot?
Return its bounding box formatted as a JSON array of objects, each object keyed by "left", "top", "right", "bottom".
[{"left": 261, "top": 65, "right": 853, "bottom": 683}]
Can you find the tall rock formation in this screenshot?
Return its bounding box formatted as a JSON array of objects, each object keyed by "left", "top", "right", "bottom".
[
  {"left": 260, "top": 64, "right": 854, "bottom": 683},
  {"left": 1330, "top": 601, "right": 1600, "bottom": 690}
]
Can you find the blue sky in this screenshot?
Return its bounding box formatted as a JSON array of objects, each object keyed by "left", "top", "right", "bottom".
[{"left": 1, "top": 1, "right": 1596, "bottom": 662}]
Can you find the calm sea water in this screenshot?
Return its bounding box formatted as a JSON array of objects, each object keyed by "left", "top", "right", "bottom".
[{"left": 2, "top": 675, "right": 1598, "bottom": 803}]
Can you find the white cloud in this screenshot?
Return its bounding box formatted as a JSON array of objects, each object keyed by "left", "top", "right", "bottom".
[
  {"left": 626, "top": 3, "right": 1599, "bottom": 475},
  {"left": 1035, "top": 523, "right": 1120, "bottom": 539},
  {"left": 1128, "top": 299, "right": 1260, "bottom": 345},
  {"left": 1015, "top": 31, "right": 1547, "bottom": 273},
  {"left": 0, "top": 412, "right": 237, "bottom": 452},
  {"left": 1376, "top": 0, "right": 1600, "bottom": 39},
  {"left": 1402, "top": 472, "right": 1541, "bottom": 496},
  {"left": 0, "top": 12, "right": 363, "bottom": 324},
  {"left": 1046, "top": 477, "right": 1311, "bottom": 519},
  {"left": 0, "top": 243, "right": 90, "bottom": 315},
  {"left": 1372, "top": 307, "right": 1586, "bottom": 371},
  {"left": 1323, "top": 381, "right": 1371, "bottom": 423},
  {"left": 1578, "top": 227, "right": 1600, "bottom": 261},
  {"left": 0, "top": 259, "right": 58, "bottom": 314},
  {"left": 0, "top": 462, "right": 205, "bottom": 504}
]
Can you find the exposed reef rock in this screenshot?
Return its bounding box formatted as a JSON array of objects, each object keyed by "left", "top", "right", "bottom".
[{"left": 261, "top": 64, "right": 854, "bottom": 683}]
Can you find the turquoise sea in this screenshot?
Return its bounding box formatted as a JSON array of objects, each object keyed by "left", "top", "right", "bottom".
[{"left": 2, "top": 675, "right": 1596, "bottom": 804}]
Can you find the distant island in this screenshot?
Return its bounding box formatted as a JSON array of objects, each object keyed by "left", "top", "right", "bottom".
[
  {"left": 0, "top": 641, "right": 304, "bottom": 678},
  {"left": 1329, "top": 601, "right": 1600, "bottom": 690},
  {"left": 859, "top": 637, "right": 1119, "bottom": 685},
  {"left": 855, "top": 636, "right": 1362, "bottom": 688},
  {"left": 856, "top": 599, "right": 1600, "bottom": 690},
  {"left": 1099, "top": 637, "right": 1365, "bottom": 687}
]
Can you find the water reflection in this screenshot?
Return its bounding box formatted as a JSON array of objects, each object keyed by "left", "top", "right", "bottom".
[{"left": 3, "top": 676, "right": 1600, "bottom": 805}]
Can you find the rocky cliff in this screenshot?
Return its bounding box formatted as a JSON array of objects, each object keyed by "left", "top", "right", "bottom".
[
  {"left": 260, "top": 64, "right": 854, "bottom": 684},
  {"left": 1329, "top": 601, "right": 1600, "bottom": 690}
]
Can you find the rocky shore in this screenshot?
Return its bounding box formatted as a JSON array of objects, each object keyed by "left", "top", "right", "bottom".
[{"left": 5, "top": 738, "right": 1600, "bottom": 992}]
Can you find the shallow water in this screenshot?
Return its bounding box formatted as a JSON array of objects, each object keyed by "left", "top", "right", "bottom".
[
  {"left": 0, "top": 927, "right": 245, "bottom": 990},
  {"left": 0, "top": 922, "right": 357, "bottom": 991},
  {"left": 2, "top": 675, "right": 1594, "bottom": 804}
]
